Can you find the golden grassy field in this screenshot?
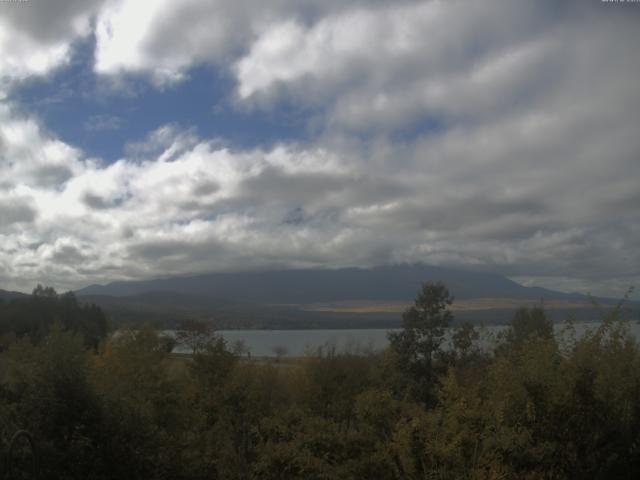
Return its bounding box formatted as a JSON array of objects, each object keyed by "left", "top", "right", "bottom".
[{"left": 295, "top": 298, "right": 592, "bottom": 314}]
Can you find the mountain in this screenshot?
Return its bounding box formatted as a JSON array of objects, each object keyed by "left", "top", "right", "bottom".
[
  {"left": 69, "top": 265, "right": 640, "bottom": 328},
  {"left": 76, "top": 265, "right": 627, "bottom": 328},
  {"left": 0, "top": 288, "right": 29, "bottom": 302},
  {"left": 76, "top": 264, "right": 582, "bottom": 303}
]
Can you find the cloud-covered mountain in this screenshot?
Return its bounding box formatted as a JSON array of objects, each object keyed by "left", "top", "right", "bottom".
[
  {"left": 76, "top": 264, "right": 584, "bottom": 304},
  {"left": 74, "top": 265, "right": 636, "bottom": 329},
  {"left": 0, "top": 289, "right": 29, "bottom": 302}
]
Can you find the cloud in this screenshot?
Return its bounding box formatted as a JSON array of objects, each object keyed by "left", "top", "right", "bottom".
[
  {"left": 92, "top": 0, "right": 395, "bottom": 84},
  {"left": 93, "top": 0, "right": 284, "bottom": 83},
  {"left": 0, "top": 1, "right": 638, "bottom": 299},
  {"left": 48, "top": 243, "right": 90, "bottom": 264},
  {"left": 0, "top": 195, "right": 36, "bottom": 228},
  {"left": 0, "top": 0, "right": 104, "bottom": 85},
  {"left": 82, "top": 192, "right": 120, "bottom": 210},
  {"left": 235, "top": 1, "right": 640, "bottom": 138},
  {"left": 0, "top": 104, "right": 86, "bottom": 188},
  {"left": 123, "top": 123, "right": 199, "bottom": 159},
  {"left": 0, "top": 118, "right": 637, "bottom": 295}
]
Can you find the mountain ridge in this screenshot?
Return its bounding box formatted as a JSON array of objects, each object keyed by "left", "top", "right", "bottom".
[
  {"left": 5, "top": 266, "right": 633, "bottom": 329},
  {"left": 75, "top": 264, "right": 591, "bottom": 303},
  {"left": 0, "top": 289, "right": 29, "bottom": 301}
]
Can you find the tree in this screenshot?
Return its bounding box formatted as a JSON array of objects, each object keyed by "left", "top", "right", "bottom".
[
  {"left": 94, "top": 324, "right": 188, "bottom": 479},
  {"left": 0, "top": 286, "right": 108, "bottom": 346},
  {"left": 271, "top": 345, "right": 288, "bottom": 362},
  {"left": 175, "top": 319, "right": 216, "bottom": 355},
  {"left": 32, "top": 284, "right": 57, "bottom": 298},
  {"left": 4, "top": 324, "right": 103, "bottom": 478},
  {"left": 509, "top": 305, "right": 553, "bottom": 345},
  {"left": 451, "top": 321, "right": 480, "bottom": 362},
  {"left": 388, "top": 282, "right": 453, "bottom": 401}
]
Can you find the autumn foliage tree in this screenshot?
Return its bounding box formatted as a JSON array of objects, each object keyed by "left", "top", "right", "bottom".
[{"left": 0, "top": 284, "right": 638, "bottom": 479}]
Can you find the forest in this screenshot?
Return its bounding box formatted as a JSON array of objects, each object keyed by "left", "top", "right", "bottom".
[{"left": 0, "top": 283, "right": 639, "bottom": 479}]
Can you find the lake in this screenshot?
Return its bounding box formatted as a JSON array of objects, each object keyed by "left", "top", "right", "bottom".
[{"left": 170, "top": 320, "right": 640, "bottom": 357}]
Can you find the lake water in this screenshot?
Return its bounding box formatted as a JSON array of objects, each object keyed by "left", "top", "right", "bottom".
[{"left": 170, "top": 321, "right": 640, "bottom": 357}]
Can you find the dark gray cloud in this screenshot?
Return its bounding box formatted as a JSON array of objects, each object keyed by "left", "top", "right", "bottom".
[
  {"left": 192, "top": 180, "right": 219, "bottom": 196},
  {"left": 351, "top": 195, "right": 548, "bottom": 233},
  {"left": 282, "top": 207, "right": 306, "bottom": 226},
  {"left": 240, "top": 167, "right": 347, "bottom": 205},
  {"left": 2, "top": 0, "right": 104, "bottom": 43},
  {"left": 0, "top": 198, "right": 36, "bottom": 227},
  {"left": 49, "top": 244, "right": 89, "bottom": 264},
  {"left": 230, "top": 163, "right": 412, "bottom": 215},
  {"left": 82, "top": 192, "right": 128, "bottom": 210},
  {"left": 31, "top": 164, "right": 74, "bottom": 187},
  {"left": 125, "top": 237, "right": 238, "bottom": 277},
  {"left": 128, "top": 240, "right": 196, "bottom": 261}
]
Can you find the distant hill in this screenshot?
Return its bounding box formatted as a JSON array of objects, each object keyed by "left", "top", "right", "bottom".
[
  {"left": 76, "top": 264, "right": 584, "bottom": 303},
  {"left": 0, "top": 289, "right": 29, "bottom": 302}
]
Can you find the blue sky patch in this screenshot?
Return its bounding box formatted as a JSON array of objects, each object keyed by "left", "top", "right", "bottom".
[{"left": 10, "top": 36, "right": 311, "bottom": 163}]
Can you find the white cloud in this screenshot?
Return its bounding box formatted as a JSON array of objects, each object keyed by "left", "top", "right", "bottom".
[
  {"left": 94, "top": 0, "right": 182, "bottom": 84},
  {"left": 92, "top": 0, "right": 397, "bottom": 84},
  {"left": 0, "top": 104, "right": 87, "bottom": 188},
  {"left": 235, "top": 0, "right": 640, "bottom": 135},
  {"left": 93, "top": 0, "right": 281, "bottom": 84},
  {"left": 0, "top": 115, "right": 372, "bottom": 290}
]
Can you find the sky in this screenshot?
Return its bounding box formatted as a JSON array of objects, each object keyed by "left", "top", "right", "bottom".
[{"left": 0, "top": 0, "right": 639, "bottom": 298}]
